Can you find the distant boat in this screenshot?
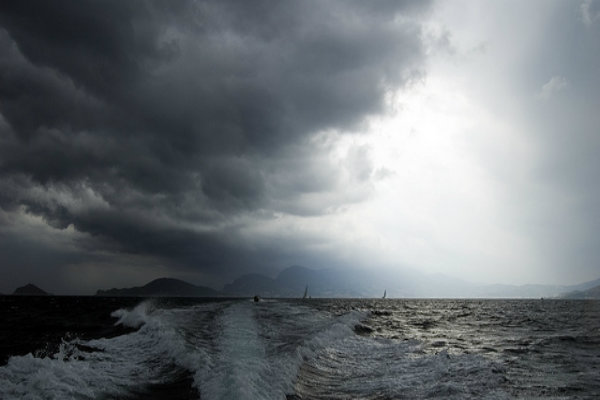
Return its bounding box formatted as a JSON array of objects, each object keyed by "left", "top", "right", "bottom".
[
  {"left": 253, "top": 295, "right": 261, "bottom": 302},
  {"left": 303, "top": 285, "right": 308, "bottom": 299},
  {"left": 382, "top": 289, "right": 387, "bottom": 299}
]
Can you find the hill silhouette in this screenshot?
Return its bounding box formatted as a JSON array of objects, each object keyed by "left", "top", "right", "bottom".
[
  {"left": 96, "top": 278, "right": 220, "bottom": 297},
  {"left": 13, "top": 283, "right": 49, "bottom": 296}
]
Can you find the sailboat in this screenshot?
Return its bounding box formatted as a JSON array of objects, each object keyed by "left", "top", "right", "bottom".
[
  {"left": 382, "top": 289, "right": 387, "bottom": 299},
  {"left": 303, "top": 285, "right": 308, "bottom": 299}
]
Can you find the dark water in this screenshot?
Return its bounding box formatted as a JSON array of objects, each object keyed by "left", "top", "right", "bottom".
[{"left": 1, "top": 296, "right": 599, "bottom": 399}]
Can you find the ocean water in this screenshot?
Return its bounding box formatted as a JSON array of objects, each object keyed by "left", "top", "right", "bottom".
[{"left": 0, "top": 297, "right": 599, "bottom": 399}]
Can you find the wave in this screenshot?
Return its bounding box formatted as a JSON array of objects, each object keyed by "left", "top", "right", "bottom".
[
  {"left": 110, "top": 299, "right": 156, "bottom": 328},
  {"left": 0, "top": 300, "right": 211, "bottom": 399},
  {"left": 193, "top": 301, "right": 365, "bottom": 399},
  {"left": 0, "top": 299, "right": 514, "bottom": 399},
  {"left": 294, "top": 336, "right": 509, "bottom": 399}
]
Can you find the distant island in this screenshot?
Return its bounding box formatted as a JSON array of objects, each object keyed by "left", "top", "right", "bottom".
[
  {"left": 13, "top": 283, "right": 50, "bottom": 296},
  {"left": 96, "top": 277, "right": 220, "bottom": 297}
]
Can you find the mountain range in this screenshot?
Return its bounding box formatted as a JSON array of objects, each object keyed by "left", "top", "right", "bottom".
[
  {"left": 8, "top": 266, "right": 599, "bottom": 298},
  {"left": 93, "top": 266, "right": 600, "bottom": 299},
  {"left": 561, "top": 284, "right": 600, "bottom": 299}
]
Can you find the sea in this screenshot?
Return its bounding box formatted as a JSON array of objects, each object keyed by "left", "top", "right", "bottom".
[{"left": 1, "top": 297, "right": 599, "bottom": 399}]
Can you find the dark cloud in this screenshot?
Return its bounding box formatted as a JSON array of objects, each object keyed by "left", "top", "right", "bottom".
[{"left": 0, "top": 0, "right": 431, "bottom": 291}]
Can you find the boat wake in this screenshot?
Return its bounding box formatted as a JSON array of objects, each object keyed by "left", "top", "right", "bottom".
[
  {"left": 0, "top": 300, "right": 367, "bottom": 399},
  {"left": 0, "top": 299, "right": 524, "bottom": 399}
]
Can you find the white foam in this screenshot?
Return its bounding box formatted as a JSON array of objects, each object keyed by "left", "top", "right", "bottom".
[
  {"left": 1, "top": 349, "right": 137, "bottom": 399},
  {"left": 190, "top": 301, "right": 365, "bottom": 400},
  {"left": 0, "top": 301, "right": 219, "bottom": 400},
  {"left": 197, "top": 303, "right": 269, "bottom": 398},
  {"left": 110, "top": 299, "right": 155, "bottom": 328}
]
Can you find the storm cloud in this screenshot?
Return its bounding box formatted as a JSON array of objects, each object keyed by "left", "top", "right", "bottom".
[{"left": 0, "top": 0, "right": 432, "bottom": 292}]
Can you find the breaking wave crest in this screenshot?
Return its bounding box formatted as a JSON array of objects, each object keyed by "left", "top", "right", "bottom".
[
  {"left": 0, "top": 300, "right": 208, "bottom": 399},
  {"left": 110, "top": 299, "right": 156, "bottom": 328}
]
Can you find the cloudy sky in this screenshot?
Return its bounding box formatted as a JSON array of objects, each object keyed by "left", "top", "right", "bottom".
[{"left": 1, "top": 0, "right": 599, "bottom": 294}]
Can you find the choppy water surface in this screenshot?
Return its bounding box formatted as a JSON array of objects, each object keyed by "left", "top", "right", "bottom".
[{"left": 1, "top": 297, "right": 598, "bottom": 399}]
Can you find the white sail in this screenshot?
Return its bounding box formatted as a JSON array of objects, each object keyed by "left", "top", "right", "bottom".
[{"left": 382, "top": 290, "right": 386, "bottom": 299}]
